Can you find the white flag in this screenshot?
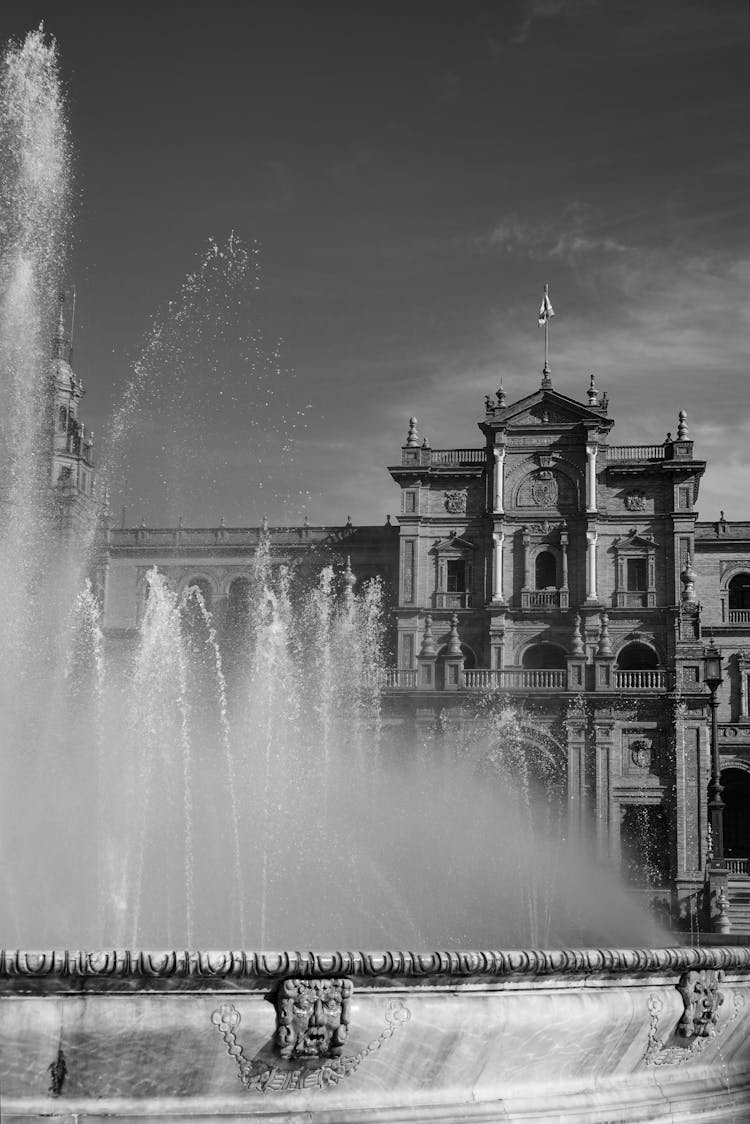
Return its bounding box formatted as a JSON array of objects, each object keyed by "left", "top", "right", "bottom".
[{"left": 538, "top": 287, "right": 554, "bottom": 325}]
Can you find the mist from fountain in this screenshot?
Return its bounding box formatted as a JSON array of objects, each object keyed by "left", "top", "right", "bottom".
[{"left": 0, "top": 28, "right": 668, "bottom": 955}]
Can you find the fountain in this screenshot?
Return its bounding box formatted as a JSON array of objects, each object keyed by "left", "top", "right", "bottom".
[{"left": 2, "top": 27, "right": 750, "bottom": 1123}]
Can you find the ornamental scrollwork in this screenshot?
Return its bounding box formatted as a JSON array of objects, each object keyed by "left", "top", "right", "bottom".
[
  {"left": 444, "top": 490, "right": 467, "bottom": 514},
  {"left": 625, "top": 490, "right": 647, "bottom": 511}
]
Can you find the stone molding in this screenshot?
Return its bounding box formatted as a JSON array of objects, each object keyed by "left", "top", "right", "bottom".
[{"left": 3, "top": 946, "right": 750, "bottom": 982}]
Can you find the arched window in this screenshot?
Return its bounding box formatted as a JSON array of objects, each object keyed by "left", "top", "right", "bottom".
[
  {"left": 729, "top": 574, "right": 750, "bottom": 612},
  {"left": 617, "top": 642, "right": 658, "bottom": 670},
  {"left": 58, "top": 405, "right": 67, "bottom": 431},
  {"left": 185, "top": 577, "right": 212, "bottom": 611},
  {"left": 534, "top": 551, "right": 557, "bottom": 589},
  {"left": 522, "top": 643, "right": 567, "bottom": 669}
]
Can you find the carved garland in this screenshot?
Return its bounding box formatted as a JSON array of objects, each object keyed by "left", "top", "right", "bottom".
[
  {"left": 212, "top": 988, "right": 410, "bottom": 1094},
  {"left": 4, "top": 947, "right": 750, "bottom": 980}
]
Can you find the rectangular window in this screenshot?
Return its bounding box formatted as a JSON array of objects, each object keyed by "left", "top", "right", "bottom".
[
  {"left": 678, "top": 486, "right": 692, "bottom": 510},
  {"left": 446, "top": 559, "right": 466, "bottom": 592},
  {"left": 403, "top": 490, "right": 417, "bottom": 514},
  {"left": 626, "top": 558, "right": 648, "bottom": 591}
]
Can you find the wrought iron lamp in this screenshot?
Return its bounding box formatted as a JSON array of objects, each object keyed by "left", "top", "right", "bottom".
[{"left": 703, "top": 639, "right": 724, "bottom": 862}]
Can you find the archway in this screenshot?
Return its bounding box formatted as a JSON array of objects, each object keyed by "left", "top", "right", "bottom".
[
  {"left": 522, "top": 643, "right": 567, "bottom": 670},
  {"left": 617, "top": 642, "right": 658, "bottom": 670},
  {"left": 185, "top": 576, "right": 212, "bottom": 611},
  {"left": 721, "top": 767, "right": 750, "bottom": 859}
]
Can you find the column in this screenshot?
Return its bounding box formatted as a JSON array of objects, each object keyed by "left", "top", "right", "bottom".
[
  {"left": 585, "top": 529, "right": 598, "bottom": 602},
  {"left": 560, "top": 529, "right": 569, "bottom": 609},
  {"left": 586, "top": 444, "right": 598, "bottom": 513},
  {"left": 493, "top": 445, "right": 505, "bottom": 513},
  {"left": 522, "top": 527, "right": 531, "bottom": 589},
  {"left": 492, "top": 532, "right": 504, "bottom": 602}
]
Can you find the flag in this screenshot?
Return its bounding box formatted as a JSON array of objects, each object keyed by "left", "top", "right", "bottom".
[{"left": 538, "top": 286, "right": 554, "bottom": 325}]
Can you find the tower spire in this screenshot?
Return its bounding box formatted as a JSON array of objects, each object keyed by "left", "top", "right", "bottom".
[{"left": 52, "top": 291, "right": 67, "bottom": 360}]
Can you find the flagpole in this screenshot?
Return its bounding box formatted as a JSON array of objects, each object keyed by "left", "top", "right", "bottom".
[{"left": 542, "top": 282, "right": 551, "bottom": 387}]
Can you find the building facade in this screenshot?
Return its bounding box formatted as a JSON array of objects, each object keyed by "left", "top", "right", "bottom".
[{"left": 56, "top": 308, "right": 750, "bottom": 933}]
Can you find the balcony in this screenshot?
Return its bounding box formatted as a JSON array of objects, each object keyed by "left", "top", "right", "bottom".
[
  {"left": 612, "top": 670, "right": 667, "bottom": 690},
  {"left": 521, "top": 590, "right": 569, "bottom": 610},
  {"left": 380, "top": 666, "right": 669, "bottom": 693},
  {"left": 463, "top": 669, "right": 566, "bottom": 690},
  {"left": 728, "top": 610, "right": 750, "bottom": 624},
  {"left": 435, "top": 592, "right": 471, "bottom": 610},
  {"left": 606, "top": 444, "right": 667, "bottom": 462}
]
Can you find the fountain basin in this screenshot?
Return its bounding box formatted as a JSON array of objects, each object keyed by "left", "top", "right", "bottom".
[{"left": 2, "top": 947, "right": 750, "bottom": 1122}]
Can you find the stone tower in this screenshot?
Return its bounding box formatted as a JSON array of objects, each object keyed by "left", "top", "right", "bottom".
[{"left": 48, "top": 293, "right": 98, "bottom": 541}]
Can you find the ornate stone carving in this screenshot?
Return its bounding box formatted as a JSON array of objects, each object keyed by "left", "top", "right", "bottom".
[
  {"left": 677, "top": 970, "right": 724, "bottom": 1038},
  {"left": 624, "top": 490, "right": 647, "bottom": 511},
  {"left": 212, "top": 997, "right": 410, "bottom": 1093},
  {"left": 531, "top": 471, "right": 558, "bottom": 507},
  {"left": 444, "top": 490, "right": 467, "bottom": 514},
  {"left": 630, "top": 737, "right": 652, "bottom": 769},
  {"left": 275, "top": 978, "right": 352, "bottom": 1060}
]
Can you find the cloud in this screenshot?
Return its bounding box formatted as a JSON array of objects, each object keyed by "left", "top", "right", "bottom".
[{"left": 480, "top": 209, "right": 630, "bottom": 259}]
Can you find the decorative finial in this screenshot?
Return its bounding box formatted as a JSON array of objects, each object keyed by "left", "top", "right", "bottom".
[
  {"left": 496, "top": 382, "right": 507, "bottom": 407},
  {"left": 406, "top": 416, "right": 419, "bottom": 447},
  {"left": 419, "top": 613, "right": 437, "bottom": 658},
  {"left": 571, "top": 613, "right": 585, "bottom": 657},
  {"left": 587, "top": 373, "right": 599, "bottom": 407},
  {"left": 447, "top": 613, "right": 462, "bottom": 657},
  {"left": 597, "top": 612, "right": 613, "bottom": 657},
  {"left": 677, "top": 409, "right": 689, "bottom": 440},
  {"left": 484, "top": 394, "right": 493, "bottom": 414},
  {"left": 385, "top": 513, "right": 391, "bottom": 525},
  {"left": 262, "top": 514, "right": 269, "bottom": 532},
  {"left": 346, "top": 514, "right": 353, "bottom": 528},
  {"left": 303, "top": 513, "right": 309, "bottom": 526},
  {"left": 680, "top": 553, "right": 697, "bottom": 603}
]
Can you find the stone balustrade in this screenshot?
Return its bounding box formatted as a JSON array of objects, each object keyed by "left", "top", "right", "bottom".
[
  {"left": 381, "top": 667, "right": 669, "bottom": 692},
  {"left": 613, "top": 670, "right": 667, "bottom": 690}
]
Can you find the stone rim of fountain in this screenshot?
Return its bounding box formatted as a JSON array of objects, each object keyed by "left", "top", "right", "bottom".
[{"left": 1, "top": 945, "right": 748, "bottom": 983}]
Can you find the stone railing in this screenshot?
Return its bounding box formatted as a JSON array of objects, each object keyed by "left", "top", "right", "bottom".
[
  {"left": 613, "top": 669, "right": 667, "bottom": 690},
  {"left": 606, "top": 444, "right": 666, "bottom": 461},
  {"left": 463, "top": 669, "right": 566, "bottom": 690},
  {"left": 726, "top": 858, "right": 750, "bottom": 876},
  {"left": 521, "top": 590, "right": 569, "bottom": 610},
  {"left": 435, "top": 592, "right": 471, "bottom": 609},
  {"left": 729, "top": 610, "right": 750, "bottom": 624},
  {"left": 381, "top": 669, "right": 418, "bottom": 689},
  {"left": 429, "top": 448, "right": 486, "bottom": 466}
]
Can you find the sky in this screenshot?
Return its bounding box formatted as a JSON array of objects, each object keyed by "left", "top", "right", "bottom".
[{"left": 2, "top": 0, "right": 749, "bottom": 527}]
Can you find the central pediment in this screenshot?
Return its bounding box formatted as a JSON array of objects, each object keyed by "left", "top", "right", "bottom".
[{"left": 479, "top": 387, "right": 613, "bottom": 436}]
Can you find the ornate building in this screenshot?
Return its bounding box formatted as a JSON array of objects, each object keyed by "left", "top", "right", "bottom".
[{"left": 61, "top": 310, "right": 750, "bottom": 933}]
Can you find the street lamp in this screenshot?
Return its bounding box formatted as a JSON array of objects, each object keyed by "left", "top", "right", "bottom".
[{"left": 703, "top": 640, "right": 724, "bottom": 863}]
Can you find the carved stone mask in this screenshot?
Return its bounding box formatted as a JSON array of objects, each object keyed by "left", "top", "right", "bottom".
[{"left": 275, "top": 978, "right": 353, "bottom": 1060}]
